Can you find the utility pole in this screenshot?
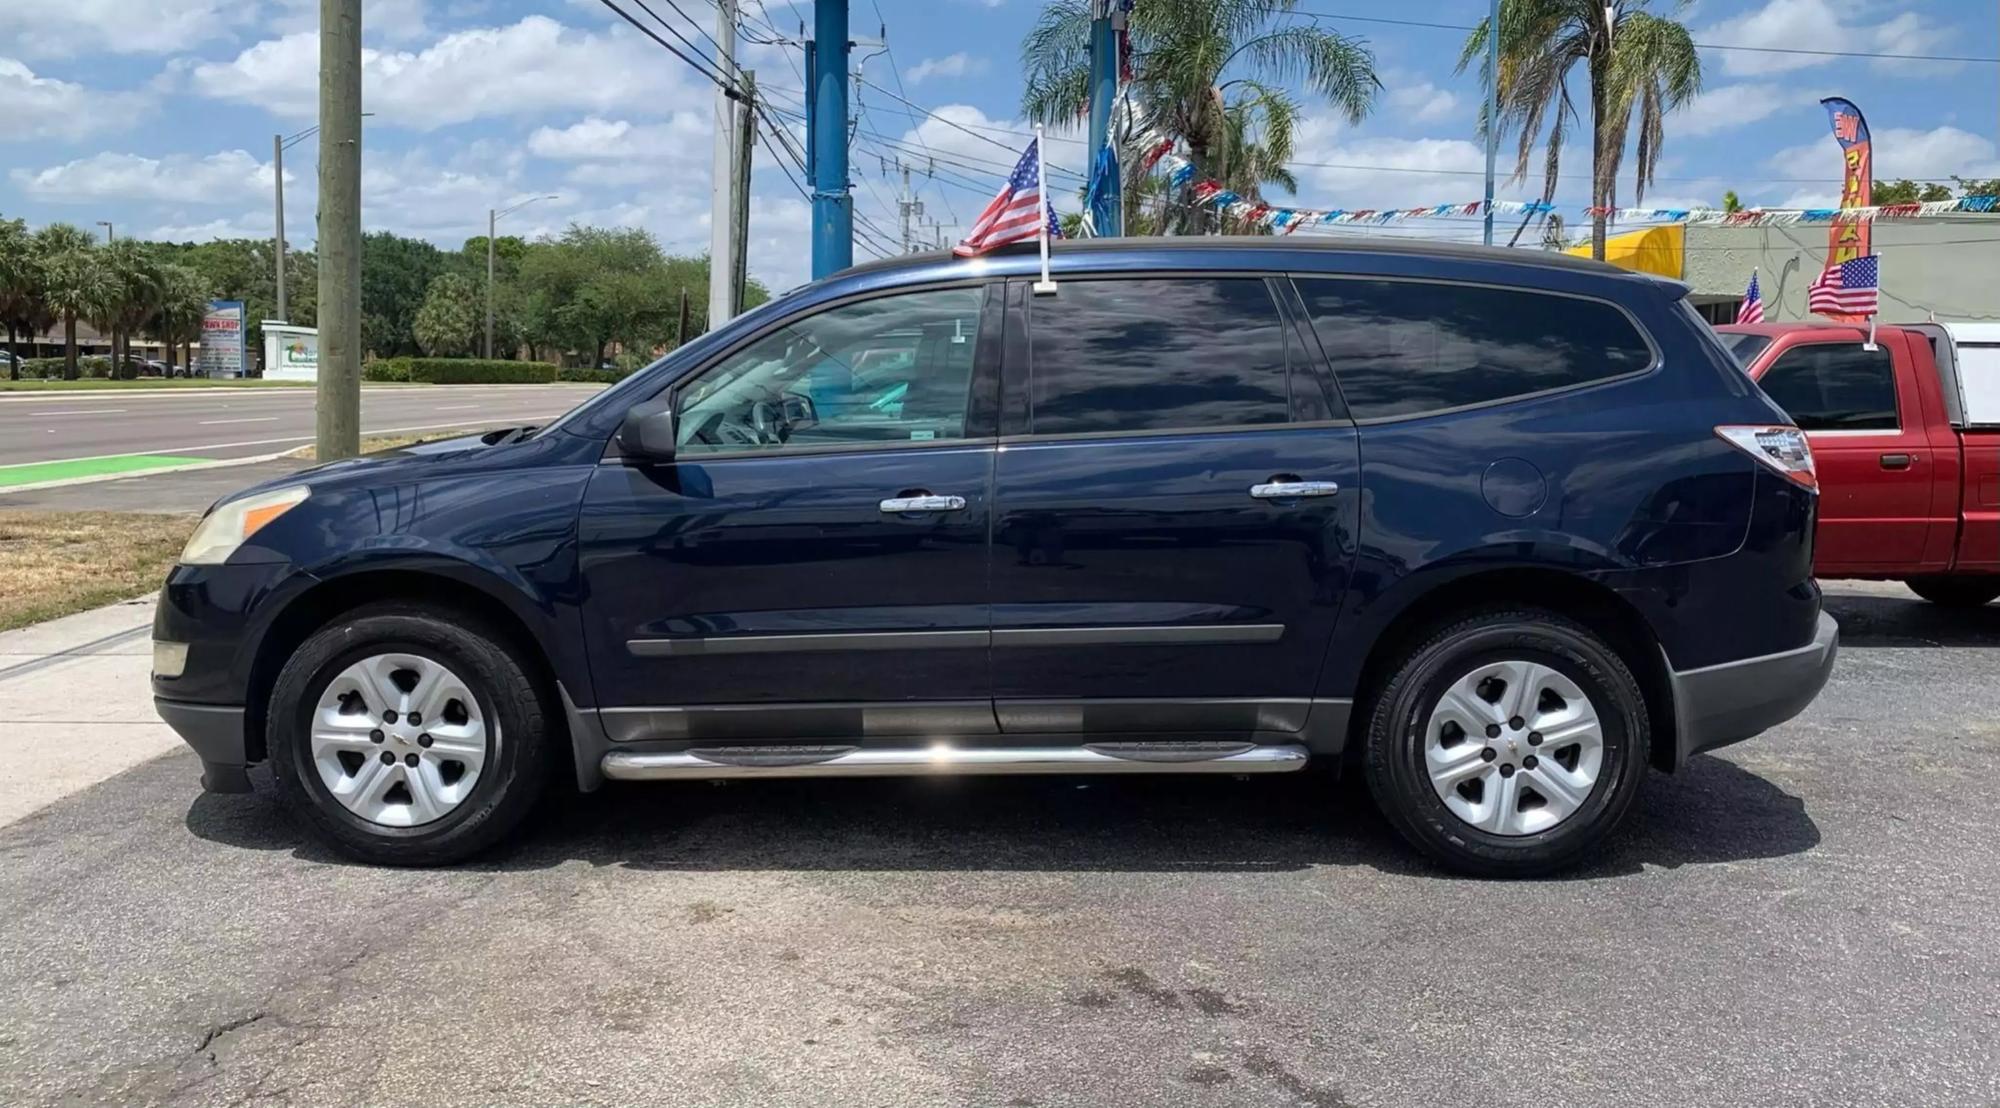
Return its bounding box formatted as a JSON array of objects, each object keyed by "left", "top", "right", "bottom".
[
  {"left": 896, "top": 163, "right": 924, "bottom": 253},
  {"left": 809, "top": 0, "right": 852, "bottom": 278},
  {"left": 676, "top": 287, "right": 691, "bottom": 349},
  {"left": 273, "top": 133, "right": 288, "bottom": 322},
  {"left": 1482, "top": 0, "right": 1500, "bottom": 246},
  {"left": 316, "top": 0, "right": 362, "bottom": 461},
  {"left": 731, "top": 70, "right": 755, "bottom": 316},
  {"left": 708, "top": 0, "right": 739, "bottom": 330}
]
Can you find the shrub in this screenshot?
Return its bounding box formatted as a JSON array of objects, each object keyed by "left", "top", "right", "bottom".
[
  {"left": 555, "top": 367, "right": 624, "bottom": 384},
  {"left": 363, "top": 358, "right": 556, "bottom": 384}
]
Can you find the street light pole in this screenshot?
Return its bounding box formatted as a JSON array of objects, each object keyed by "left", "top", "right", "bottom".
[
  {"left": 274, "top": 132, "right": 288, "bottom": 322},
  {"left": 485, "top": 195, "right": 557, "bottom": 360}
]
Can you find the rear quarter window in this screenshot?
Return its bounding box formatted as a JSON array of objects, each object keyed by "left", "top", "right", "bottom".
[{"left": 1296, "top": 278, "right": 1655, "bottom": 419}]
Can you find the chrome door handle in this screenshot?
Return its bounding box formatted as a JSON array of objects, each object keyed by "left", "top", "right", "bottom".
[
  {"left": 879, "top": 495, "right": 967, "bottom": 513},
  {"left": 1250, "top": 481, "right": 1340, "bottom": 500}
]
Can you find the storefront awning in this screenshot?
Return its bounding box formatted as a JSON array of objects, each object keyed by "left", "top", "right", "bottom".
[{"left": 1564, "top": 223, "right": 1684, "bottom": 279}]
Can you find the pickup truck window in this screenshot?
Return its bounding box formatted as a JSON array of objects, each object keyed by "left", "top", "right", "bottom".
[
  {"left": 1716, "top": 332, "right": 1772, "bottom": 367},
  {"left": 1756, "top": 343, "right": 1897, "bottom": 431},
  {"left": 1024, "top": 278, "right": 1291, "bottom": 435},
  {"left": 1296, "top": 278, "right": 1653, "bottom": 419}
]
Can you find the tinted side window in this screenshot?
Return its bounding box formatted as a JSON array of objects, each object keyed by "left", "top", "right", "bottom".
[
  {"left": 1296, "top": 278, "right": 1654, "bottom": 419},
  {"left": 1026, "top": 278, "right": 1290, "bottom": 435},
  {"left": 1757, "top": 344, "right": 1898, "bottom": 430}
]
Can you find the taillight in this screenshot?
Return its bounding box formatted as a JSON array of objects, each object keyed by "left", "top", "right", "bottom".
[{"left": 1715, "top": 425, "right": 1817, "bottom": 492}]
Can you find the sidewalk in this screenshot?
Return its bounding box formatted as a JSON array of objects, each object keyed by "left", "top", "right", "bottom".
[{"left": 0, "top": 595, "right": 183, "bottom": 827}]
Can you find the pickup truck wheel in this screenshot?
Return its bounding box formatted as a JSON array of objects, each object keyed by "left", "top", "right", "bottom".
[
  {"left": 267, "top": 603, "right": 552, "bottom": 866},
  {"left": 1361, "top": 609, "right": 1649, "bottom": 878},
  {"left": 1904, "top": 578, "right": 2000, "bottom": 609}
]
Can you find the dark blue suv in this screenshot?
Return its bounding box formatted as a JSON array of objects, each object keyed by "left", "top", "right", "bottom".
[{"left": 152, "top": 238, "right": 1837, "bottom": 876}]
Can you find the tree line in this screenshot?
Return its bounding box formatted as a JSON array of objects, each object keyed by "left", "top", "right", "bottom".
[{"left": 0, "top": 217, "right": 760, "bottom": 380}]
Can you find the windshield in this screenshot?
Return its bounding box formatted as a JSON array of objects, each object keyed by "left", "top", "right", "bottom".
[{"left": 1715, "top": 332, "right": 1772, "bottom": 367}]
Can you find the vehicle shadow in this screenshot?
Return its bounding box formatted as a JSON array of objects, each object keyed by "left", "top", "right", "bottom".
[
  {"left": 184, "top": 754, "right": 1818, "bottom": 881},
  {"left": 1820, "top": 588, "right": 2000, "bottom": 648}
]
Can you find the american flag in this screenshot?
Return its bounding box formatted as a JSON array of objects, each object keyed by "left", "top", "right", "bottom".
[
  {"left": 1808, "top": 255, "right": 1880, "bottom": 316},
  {"left": 954, "top": 139, "right": 1058, "bottom": 257},
  {"left": 1737, "top": 271, "right": 1765, "bottom": 324}
]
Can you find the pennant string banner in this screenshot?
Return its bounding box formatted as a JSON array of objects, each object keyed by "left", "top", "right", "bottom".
[{"left": 1146, "top": 151, "right": 2000, "bottom": 230}]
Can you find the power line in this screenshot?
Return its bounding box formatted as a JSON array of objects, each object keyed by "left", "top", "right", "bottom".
[
  {"left": 643, "top": 0, "right": 739, "bottom": 77},
  {"left": 596, "top": 0, "right": 737, "bottom": 95}
]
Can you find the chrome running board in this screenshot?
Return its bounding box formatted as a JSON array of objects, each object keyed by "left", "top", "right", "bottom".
[{"left": 599, "top": 741, "right": 1310, "bottom": 781}]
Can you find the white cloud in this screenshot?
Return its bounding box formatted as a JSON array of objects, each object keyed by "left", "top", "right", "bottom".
[
  {"left": 1384, "top": 78, "right": 1460, "bottom": 125},
  {"left": 904, "top": 53, "right": 988, "bottom": 84},
  {"left": 0, "top": 58, "right": 151, "bottom": 141},
  {"left": 1669, "top": 82, "right": 1816, "bottom": 138},
  {"left": 9, "top": 150, "right": 287, "bottom": 204},
  {"left": 188, "top": 16, "right": 710, "bottom": 128},
  {"left": 1767, "top": 125, "right": 2000, "bottom": 186},
  {"left": 4, "top": 0, "right": 253, "bottom": 59},
  {"left": 148, "top": 215, "right": 274, "bottom": 242},
  {"left": 526, "top": 113, "right": 710, "bottom": 161},
  {"left": 1698, "top": 0, "right": 1956, "bottom": 77}
]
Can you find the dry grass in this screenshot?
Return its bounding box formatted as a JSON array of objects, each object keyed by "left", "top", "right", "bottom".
[
  {"left": 287, "top": 427, "right": 489, "bottom": 462},
  {"left": 0, "top": 511, "right": 197, "bottom": 631}
]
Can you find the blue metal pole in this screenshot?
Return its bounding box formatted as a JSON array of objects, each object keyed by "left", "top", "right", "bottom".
[
  {"left": 1482, "top": 0, "right": 1500, "bottom": 246},
  {"left": 810, "top": 0, "right": 852, "bottom": 277},
  {"left": 1086, "top": 11, "right": 1121, "bottom": 236}
]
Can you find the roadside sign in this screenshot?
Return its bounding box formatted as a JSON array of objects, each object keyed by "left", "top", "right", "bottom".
[{"left": 198, "top": 301, "right": 246, "bottom": 377}]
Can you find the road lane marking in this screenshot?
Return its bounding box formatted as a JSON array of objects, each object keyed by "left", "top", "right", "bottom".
[
  {"left": 197, "top": 417, "right": 281, "bottom": 425},
  {"left": 432, "top": 404, "right": 480, "bottom": 411},
  {"left": 34, "top": 410, "right": 129, "bottom": 416}
]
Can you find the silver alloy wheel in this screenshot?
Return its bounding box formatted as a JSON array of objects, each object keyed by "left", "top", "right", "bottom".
[
  {"left": 308, "top": 652, "right": 492, "bottom": 828},
  {"left": 1422, "top": 659, "right": 1604, "bottom": 837}
]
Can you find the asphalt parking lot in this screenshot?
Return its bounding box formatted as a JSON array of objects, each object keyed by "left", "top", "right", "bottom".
[{"left": 2, "top": 581, "right": 1996, "bottom": 1107}]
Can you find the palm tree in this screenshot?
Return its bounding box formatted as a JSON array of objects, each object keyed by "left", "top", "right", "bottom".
[
  {"left": 34, "top": 224, "right": 104, "bottom": 380},
  {"left": 91, "top": 239, "right": 163, "bottom": 378},
  {"left": 1459, "top": 0, "right": 1701, "bottom": 260},
  {"left": 1023, "top": 0, "right": 1379, "bottom": 235},
  {"left": 148, "top": 264, "right": 212, "bottom": 376},
  {"left": 0, "top": 217, "right": 43, "bottom": 379}
]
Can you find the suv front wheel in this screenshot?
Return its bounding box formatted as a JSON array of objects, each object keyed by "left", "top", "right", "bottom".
[
  {"left": 267, "top": 603, "right": 553, "bottom": 865},
  {"left": 1362, "top": 609, "right": 1650, "bottom": 877}
]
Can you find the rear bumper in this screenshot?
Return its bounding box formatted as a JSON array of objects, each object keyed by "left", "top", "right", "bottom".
[
  {"left": 1667, "top": 611, "right": 1838, "bottom": 768},
  {"left": 154, "top": 698, "right": 253, "bottom": 793}
]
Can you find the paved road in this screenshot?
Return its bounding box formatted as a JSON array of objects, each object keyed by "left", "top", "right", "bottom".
[
  {"left": 2, "top": 582, "right": 1998, "bottom": 1106},
  {"left": 0, "top": 385, "right": 600, "bottom": 467}
]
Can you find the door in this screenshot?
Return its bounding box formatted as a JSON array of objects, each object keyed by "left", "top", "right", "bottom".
[
  {"left": 1754, "top": 338, "right": 1940, "bottom": 572},
  {"left": 577, "top": 284, "right": 1000, "bottom": 743},
  {"left": 987, "top": 276, "right": 1361, "bottom": 736}
]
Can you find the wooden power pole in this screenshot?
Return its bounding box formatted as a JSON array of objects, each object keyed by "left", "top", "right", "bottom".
[
  {"left": 316, "top": 0, "right": 363, "bottom": 461},
  {"left": 731, "top": 71, "right": 755, "bottom": 316}
]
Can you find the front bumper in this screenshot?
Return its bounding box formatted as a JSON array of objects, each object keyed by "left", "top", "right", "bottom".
[
  {"left": 155, "top": 698, "right": 253, "bottom": 793},
  {"left": 1667, "top": 610, "right": 1838, "bottom": 768}
]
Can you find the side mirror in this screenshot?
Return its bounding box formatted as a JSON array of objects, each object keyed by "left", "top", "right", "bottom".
[{"left": 616, "top": 397, "right": 678, "bottom": 463}]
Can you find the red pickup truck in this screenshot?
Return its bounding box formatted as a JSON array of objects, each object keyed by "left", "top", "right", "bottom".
[{"left": 1715, "top": 321, "right": 2000, "bottom": 606}]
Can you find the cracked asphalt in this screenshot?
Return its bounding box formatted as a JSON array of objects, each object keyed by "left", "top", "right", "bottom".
[{"left": 3, "top": 581, "right": 1998, "bottom": 1107}]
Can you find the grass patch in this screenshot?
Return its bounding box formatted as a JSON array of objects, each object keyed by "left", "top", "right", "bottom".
[
  {"left": 286, "top": 427, "right": 491, "bottom": 462},
  {"left": 0, "top": 378, "right": 322, "bottom": 391},
  {"left": 0, "top": 511, "right": 197, "bottom": 631}
]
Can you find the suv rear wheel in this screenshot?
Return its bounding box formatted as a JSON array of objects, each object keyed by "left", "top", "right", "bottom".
[
  {"left": 1361, "top": 609, "right": 1649, "bottom": 877},
  {"left": 267, "top": 603, "right": 553, "bottom": 866}
]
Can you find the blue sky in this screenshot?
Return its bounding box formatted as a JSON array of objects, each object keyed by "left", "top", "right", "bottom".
[{"left": 3, "top": 0, "right": 1996, "bottom": 287}]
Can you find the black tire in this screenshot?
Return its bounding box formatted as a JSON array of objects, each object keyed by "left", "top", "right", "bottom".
[
  {"left": 1904, "top": 577, "right": 2000, "bottom": 609},
  {"left": 1361, "top": 609, "right": 1650, "bottom": 878},
  {"left": 267, "top": 603, "right": 554, "bottom": 866}
]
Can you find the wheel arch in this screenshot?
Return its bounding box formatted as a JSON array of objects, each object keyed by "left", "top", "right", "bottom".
[
  {"left": 1342, "top": 566, "right": 1679, "bottom": 772},
  {"left": 245, "top": 564, "right": 572, "bottom": 768}
]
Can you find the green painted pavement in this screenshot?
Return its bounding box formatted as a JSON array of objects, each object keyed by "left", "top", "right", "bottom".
[{"left": 0, "top": 454, "right": 212, "bottom": 488}]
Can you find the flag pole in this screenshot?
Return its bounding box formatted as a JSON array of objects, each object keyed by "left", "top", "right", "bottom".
[
  {"left": 1033, "top": 125, "right": 1058, "bottom": 295},
  {"left": 1864, "top": 256, "right": 1879, "bottom": 350}
]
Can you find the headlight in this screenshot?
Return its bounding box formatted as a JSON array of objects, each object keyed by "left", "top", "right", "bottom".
[{"left": 179, "top": 486, "right": 311, "bottom": 565}]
